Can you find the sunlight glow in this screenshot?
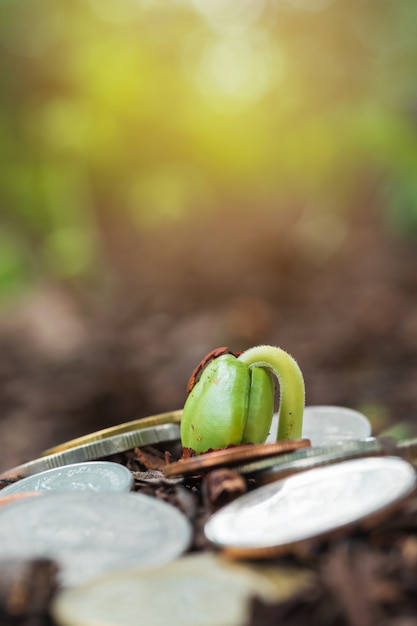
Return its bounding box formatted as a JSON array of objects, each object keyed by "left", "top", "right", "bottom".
[
  {"left": 183, "top": 30, "right": 281, "bottom": 109},
  {"left": 192, "top": 0, "right": 266, "bottom": 29}
]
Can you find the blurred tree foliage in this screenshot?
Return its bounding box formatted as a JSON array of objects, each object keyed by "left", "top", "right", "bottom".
[{"left": 0, "top": 0, "right": 416, "bottom": 299}]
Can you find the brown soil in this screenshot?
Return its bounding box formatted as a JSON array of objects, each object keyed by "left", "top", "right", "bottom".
[{"left": 0, "top": 203, "right": 417, "bottom": 624}]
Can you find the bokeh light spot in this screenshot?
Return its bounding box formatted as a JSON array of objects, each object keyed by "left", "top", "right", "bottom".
[
  {"left": 192, "top": 0, "right": 266, "bottom": 29},
  {"left": 183, "top": 30, "right": 280, "bottom": 109}
]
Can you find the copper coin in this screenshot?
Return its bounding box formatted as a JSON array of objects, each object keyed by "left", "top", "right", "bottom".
[
  {"left": 0, "top": 491, "right": 44, "bottom": 508},
  {"left": 162, "top": 439, "right": 311, "bottom": 477}
]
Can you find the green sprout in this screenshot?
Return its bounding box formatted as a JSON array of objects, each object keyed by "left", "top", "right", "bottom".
[{"left": 180, "top": 344, "right": 305, "bottom": 455}]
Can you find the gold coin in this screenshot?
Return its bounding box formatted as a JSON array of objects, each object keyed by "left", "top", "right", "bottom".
[
  {"left": 41, "top": 409, "right": 183, "bottom": 456},
  {"left": 163, "top": 439, "right": 311, "bottom": 477}
]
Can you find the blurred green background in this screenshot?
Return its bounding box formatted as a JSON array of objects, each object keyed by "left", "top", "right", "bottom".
[
  {"left": 0, "top": 0, "right": 416, "bottom": 300},
  {"left": 1, "top": 0, "right": 417, "bottom": 467}
]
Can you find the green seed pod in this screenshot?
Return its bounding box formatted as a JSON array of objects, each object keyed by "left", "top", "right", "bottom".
[
  {"left": 180, "top": 353, "right": 274, "bottom": 455},
  {"left": 241, "top": 366, "right": 275, "bottom": 444},
  {"left": 180, "top": 344, "right": 305, "bottom": 455}
]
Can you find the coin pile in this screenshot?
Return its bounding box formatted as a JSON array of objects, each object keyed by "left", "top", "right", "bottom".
[
  {"left": 0, "top": 412, "right": 192, "bottom": 589},
  {"left": 0, "top": 405, "right": 416, "bottom": 626}
]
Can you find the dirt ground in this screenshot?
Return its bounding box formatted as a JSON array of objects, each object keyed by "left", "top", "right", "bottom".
[
  {"left": 0, "top": 203, "right": 416, "bottom": 471},
  {"left": 1, "top": 203, "right": 417, "bottom": 625}
]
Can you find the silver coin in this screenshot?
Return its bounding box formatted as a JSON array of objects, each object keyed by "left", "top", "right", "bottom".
[
  {"left": 266, "top": 405, "right": 371, "bottom": 446},
  {"left": 52, "top": 553, "right": 279, "bottom": 626},
  {"left": 0, "top": 462, "right": 133, "bottom": 495},
  {"left": 0, "top": 423, "right": 180, "bottom": 480},
  {"left": 205, "top": 456, "right": 416, "bottom": 556},
  {"left": 0, "top": 492, "right": 192, "bottom": 587}
]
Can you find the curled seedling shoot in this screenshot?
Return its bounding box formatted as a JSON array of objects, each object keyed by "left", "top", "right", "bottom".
[{"left": 180, "top": 344, "right": 305, "bottom": 455}]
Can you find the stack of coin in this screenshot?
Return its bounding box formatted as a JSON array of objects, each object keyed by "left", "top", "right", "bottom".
[
  {"left": 40, "top": 409, "right": 182, "bottom": 456},
  {"left": 163, "top": 439, "right": 311, "bottom": 478},
  {"left": 0, "top": 411, "right": 190, "bottom": 588},
  {"left": 234, "top": 437, "right": 388, "bottom": 483},
  {"left": 0, "top": 403, "right": 413, "bottom": 626},
  {"left": 0, "top": 411, "right": 181, "bottom": 480}
]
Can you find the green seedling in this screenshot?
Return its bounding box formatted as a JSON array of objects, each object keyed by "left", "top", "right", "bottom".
[{"left": 181, "top": 344, "right": 305, "bottom": 455}]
